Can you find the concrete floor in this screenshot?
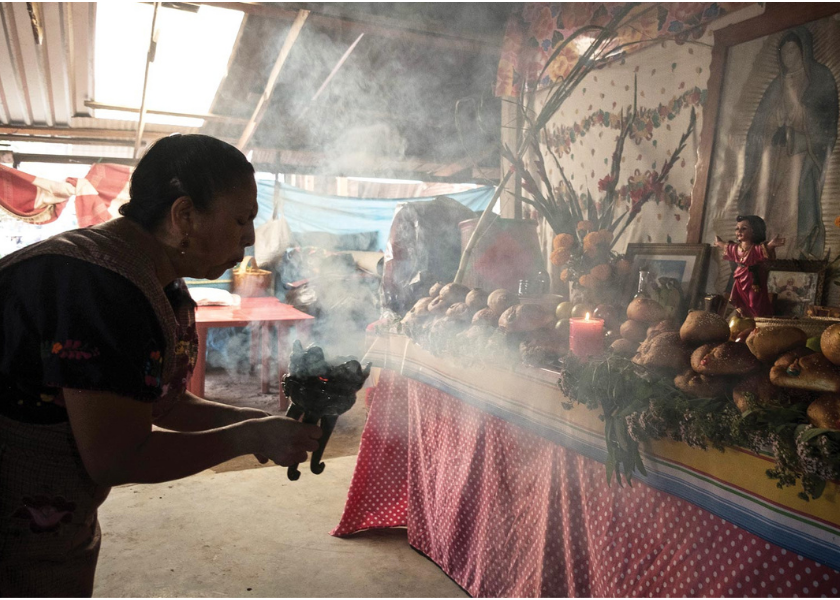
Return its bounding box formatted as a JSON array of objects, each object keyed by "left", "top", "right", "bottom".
[{"left": 93, "top": 456, "right": 468, "bottom": 598}]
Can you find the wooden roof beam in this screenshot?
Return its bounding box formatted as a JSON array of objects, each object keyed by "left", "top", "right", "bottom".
[
  {"left": 238, "top": 9, "right": 309, "bottom": 150},
  {"left": 200, "top": 3, "right": 500, "bottom": 56}
]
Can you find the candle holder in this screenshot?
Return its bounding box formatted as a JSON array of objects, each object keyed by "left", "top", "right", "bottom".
[{"left": 569, "top": 314, "right": 605, "bottom": 359}]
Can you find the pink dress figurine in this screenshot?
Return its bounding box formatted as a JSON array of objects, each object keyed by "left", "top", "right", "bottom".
[{"left": 715, "top": 215, "right": 786, "bottom": 318}]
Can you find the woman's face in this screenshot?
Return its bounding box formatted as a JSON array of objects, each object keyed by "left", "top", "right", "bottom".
[
  {"left": 735, "top": 220, "right": 754, "bottom": 244},
  {"left": 187, "top": 177, "right": 258, "bottom": 280},
  {"left": 780, "top": 40, "right": 804, "bottom": 71}
]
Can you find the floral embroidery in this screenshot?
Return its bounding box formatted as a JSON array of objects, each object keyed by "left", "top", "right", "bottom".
[
  {"left": 12, "top": 495, "right": 76, "bottom": 533},
  {"left": 144, "top": 349, "right": 164, "bottom": 389},
  {"left": 40, "top": 339, "right": 101, "bottom": 360}
]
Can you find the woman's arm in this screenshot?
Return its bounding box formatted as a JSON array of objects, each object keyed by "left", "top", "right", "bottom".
[
  {"left": 153, "top": 391, "right": 269, "bottom": 432},
  {"left": 64, "top": 388, "right": 320, "bottom": 487}
]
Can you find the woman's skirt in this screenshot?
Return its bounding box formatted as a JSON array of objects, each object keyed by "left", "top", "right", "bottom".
[{"left": 0, "top": 414, "right": 110, "bottom": 597}]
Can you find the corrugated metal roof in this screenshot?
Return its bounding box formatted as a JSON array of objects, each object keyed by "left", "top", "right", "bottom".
[{"left": 0, "top": 3, "right": 94, "bottom": 126}]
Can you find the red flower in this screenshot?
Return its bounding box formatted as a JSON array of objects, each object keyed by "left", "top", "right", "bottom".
[{"left": 598, "top": 174, "right": 614, "bottom": 192}]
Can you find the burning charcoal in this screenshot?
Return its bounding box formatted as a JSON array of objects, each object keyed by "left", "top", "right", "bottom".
[
  {"left": 282, "top": 341, "right": 372, "bottom": 480},
  {"left": 299, "top": 345, "right": 327, "bottom": 377}
]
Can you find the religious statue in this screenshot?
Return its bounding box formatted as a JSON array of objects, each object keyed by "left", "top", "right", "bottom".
[
  {"left": 736, "top": 28, "right": 838, "bottom": 259},
  {"left": 715, "top": 215, "right": 785, "bottom": 318}
]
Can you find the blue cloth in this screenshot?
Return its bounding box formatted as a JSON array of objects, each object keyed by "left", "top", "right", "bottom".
[{"left": 256, "top": 182, "right": 495, "bottom": 252}]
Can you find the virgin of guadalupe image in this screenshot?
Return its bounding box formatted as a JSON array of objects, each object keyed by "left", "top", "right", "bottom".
[{"left": 737, "top": 27, "right": 838, "bottom": 260}]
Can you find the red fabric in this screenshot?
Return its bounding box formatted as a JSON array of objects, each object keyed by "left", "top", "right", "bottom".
[
  {"left": 75, "top": 164, "right": 132, "bottom": 228},
  {"left": 0, "top": 164, "right": 67, "bottom": 223},
  {"left": 333, "top": 370, "right": 840, "bottom": 597}
]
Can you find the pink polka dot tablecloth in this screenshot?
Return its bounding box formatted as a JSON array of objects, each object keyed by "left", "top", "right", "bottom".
[{"left": 332, "top": 369, "right": 840, "bottom": 598}]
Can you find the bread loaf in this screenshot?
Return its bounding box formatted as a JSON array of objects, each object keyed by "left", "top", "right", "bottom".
[
  {"left": 690, "top": 341, "right": 761, "bottom": 375},
  {"left": 626, "top": 297, "right": 667, "bottom": 323},
  {"left": 610, "top": 338, "right": 639, "bottom": 357},
  {"left": 446, "top": 302, "right": 473, "bottom": 321},
  {"left": 679, "top": 311, "right": 730, "bottom": 346},
  {"left": 472, "top": 307, "right": 498, "bottom": 327},
  {"left": 647, "top": 319, "right": 679, "bottom": 339},
  {"left": 820, "top": 323, "right": 840, "bottom": 365},
  {"left": 674, "top": 370, "right": 730, "bottom": 399},
  {"left": 465, "top": 288, "right": 489, "bottom": 311},
  {"left": 498, "top": 303, "right": 554, "bottom": 333},
  {"left": 487, "top": 289, "right": 519, "bottom": 316},
  {"left": 732, "top": 371, "right": 787, "bottom": 413},
  {"left": 632, "top": 332, "right": 691, "bottom": 371},
  {"left": 620, "top": 319, "right": 649, "bottom": 344},
  {"left": 439, "top": 283, "right": 470, "bottom": 306},
  {"left": 807, "top": 394, "right": 840, "bottom": 429},
  {"left": 746, "top": 326, "right": 807, "bottom": 363},
  {"left": 769, "top": 352, "right": 840, "bottom": 392}
]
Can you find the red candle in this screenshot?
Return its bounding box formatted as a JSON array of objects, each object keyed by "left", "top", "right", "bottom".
[{"left": 569, "top": 313, "right": 604, "bottom": 358}]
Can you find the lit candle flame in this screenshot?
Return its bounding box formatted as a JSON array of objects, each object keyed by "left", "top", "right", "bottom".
[{"left": 585, "top": 312, "right": 591, "bottom": 321}]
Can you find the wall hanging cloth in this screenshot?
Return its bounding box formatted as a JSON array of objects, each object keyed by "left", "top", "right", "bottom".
[
  {"left": 70, "top": 164, "right": 133, "bottom": 228},
  {"left": 495, "top": 2, "right": 751, "bottom": 97},
  {"left": 0, "top": 164, "right": 74, "bottom": 224},
  {"left": 256, "top": 182, "right": 495, "bottom": 252}
]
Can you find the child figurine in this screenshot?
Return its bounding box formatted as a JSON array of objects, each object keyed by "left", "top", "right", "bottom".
[{"left": 715, "top": 215, "right": 785, "bottom": 318}]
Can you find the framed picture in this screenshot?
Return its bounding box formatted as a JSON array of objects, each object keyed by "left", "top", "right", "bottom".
[
  {"left": 686, "top": 5, "right": 840, "bottom": 300},
  {"left": 622, "top": 243, "right": 711, "bottom": 321},
  {"left": 763, "top": 260, "right": 826, "bottom": 317}
]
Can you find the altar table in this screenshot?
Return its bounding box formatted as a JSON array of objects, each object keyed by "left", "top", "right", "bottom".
[
  {"left": 332, "top": 335, "right": 840, "bottom": 597},
  {"left": 188, "top": 297, "right": 313, "bottom": 409}
]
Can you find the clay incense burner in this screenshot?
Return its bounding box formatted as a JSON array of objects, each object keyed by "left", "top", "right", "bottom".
[{"left": 282, "top": 340, "right": 372, "bottom": 480}]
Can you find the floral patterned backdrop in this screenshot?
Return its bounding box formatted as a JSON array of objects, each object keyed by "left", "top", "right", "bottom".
[
  {"left": 497, "top": 2, "right": 761, "bottom": 259},
  {"left": 496, "top": 2, "right": 751, "bottom": 98}
]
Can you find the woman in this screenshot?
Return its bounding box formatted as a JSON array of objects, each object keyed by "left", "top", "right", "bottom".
[
  {"left": 737, "top": 28, "right": 838, "bottom": 259},
  {"left": 715, "top": 214, "right": 785, "bottom": 318},
  {"left": 0, "top": 135, "right": 321, "bottom": 596}
]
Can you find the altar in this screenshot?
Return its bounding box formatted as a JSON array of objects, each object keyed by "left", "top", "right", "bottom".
[{"left": 332, "top": 335, "right": 840, "bottom": 597}]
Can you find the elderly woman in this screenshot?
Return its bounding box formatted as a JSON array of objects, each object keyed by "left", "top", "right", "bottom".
[{"left": 0, "top": 135, "right": 321, "bottom": 596}]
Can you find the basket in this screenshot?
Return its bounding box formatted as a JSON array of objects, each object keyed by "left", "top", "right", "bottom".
[
  {"left": 231, "top": 256, "right": 273, "bottom": 297},
  {"left": 755, "top": 316, "right": 840, "bottom": 338}
]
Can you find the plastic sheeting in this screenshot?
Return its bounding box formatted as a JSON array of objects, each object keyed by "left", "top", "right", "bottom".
[{"left": 255, "top": 181, "right": 495, "bottom": 252}]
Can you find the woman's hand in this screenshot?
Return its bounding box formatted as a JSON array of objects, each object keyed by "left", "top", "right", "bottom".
[{"left": 248, "top": 416, "right": 322, "bottom": 467}]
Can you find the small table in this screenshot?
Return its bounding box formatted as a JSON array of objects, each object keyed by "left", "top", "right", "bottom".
[{"left": 188, "top": 297, "right": 314, "bottom": 409}]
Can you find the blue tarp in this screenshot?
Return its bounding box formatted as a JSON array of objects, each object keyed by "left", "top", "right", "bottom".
[{"left": 256, "top": 181, "right": 495, "bottom": 252}]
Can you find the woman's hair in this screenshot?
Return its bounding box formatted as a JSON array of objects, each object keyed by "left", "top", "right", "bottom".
[
  {"left": 736, "top": 214, "right": 767, "bottom": 244},
  {"left": 119, "top": 134, "right": 255, "bottom": 230}
]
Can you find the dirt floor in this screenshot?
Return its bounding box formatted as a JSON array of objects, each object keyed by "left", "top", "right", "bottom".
[{"left": 201, "top": 366, "right": 367, "bottom": 473}]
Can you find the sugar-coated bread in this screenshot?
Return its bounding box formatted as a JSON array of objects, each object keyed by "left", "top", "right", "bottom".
[
  {"left": 465, "top": 288, "right": 489, "bottom": 311},
  {"left": 487, "top": 289, "right": 519, "bottom": 316},
  {"left": 446, "top": 302, "right": 473, "bottom": 321},
  {"left": 427, "top": 295, "right": 450, "bottom": 314},
  {"left": 472, "top": 307, "right": 498, "bottom": 327},
  {"left": 626, "top": 297, "right": 667, "bottom": 323},
  {"left": 429, "top": 282, "right": 445, "bottom": 298},
  {"left": 746, "top": 326, "right": 807, "bottom": 363},
  {"left": 439, "top": 283, "right": 470, "bottom": 306},
  {"left": 773, "top": 347, "right": 814, "bottom": 370},
  {"left": 620, "top": 319, "right": 649, "bottom": 344},
  {"left": 690, "top": 341, "right": 761, "bottom": 375},
  {"left": 769, "top": 352, "right": 840, "bottom": 393},
  {"left": 674, "top": 370, "right": 731, "bottom": 399},
  {"left": 632, "top": 332, "right": 691, "bottom": 371},
  {"left": 807, "top": 394, "right": 840, "bottom": 429},
  {"left": 610, "top": 338, "right": 639, "bottom": 356},
  {"left": 732, "top": 370, "right": 788, "bottom": 413},
  {"left": 820, "top": 323, "right": 840, "bottom": 366},
  {"left": 679, "top": 311, "right": 730, "bottom": 346},
  {"left": 647, "top": 319, "right": 679, "bottom": 339},
  {"left": 498, "top": 303, "right": 554, "bottom": 333}
]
